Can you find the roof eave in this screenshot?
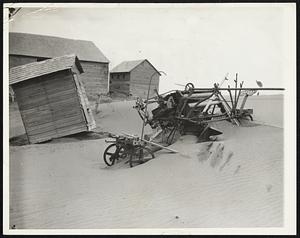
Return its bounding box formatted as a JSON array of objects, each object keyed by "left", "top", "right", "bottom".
[{"left": 9, "top": 53, "right": 110, "bottom": 64}]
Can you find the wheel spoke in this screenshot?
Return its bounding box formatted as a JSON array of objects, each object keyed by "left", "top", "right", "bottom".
[{"left": 103, "top": 144, "right": 118, "bottom": 166}]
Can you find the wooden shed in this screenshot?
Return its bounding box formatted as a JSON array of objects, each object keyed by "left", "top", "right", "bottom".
[
  {"left": 109, "top": 59, "right": 161, "bottom": 98},
  {"left": 9, "top": 54, "right": 96, "bottom": 144},
  {"left": 9, "top": 32, "right": 110, "bottom": 100}
]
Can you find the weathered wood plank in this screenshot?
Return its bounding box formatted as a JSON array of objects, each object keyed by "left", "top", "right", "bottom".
[
  {"left": 16, "top": 84, "right": 78, "bottom": 110},
  {"left": 21, "top": 104, "right": 51, "bottom": 115},
  {"left": 26, "top": 112, "right": 84, "bottom": 128},
  {"left": 14, "top": 86, "right": 44, "bottom": 98},
  {"left": 28, "top": 122, "right": 87, "bottom": 140},
  {"left": 14, "top": 72, "right": 73, "bottom": 92},
  {"left": 15, "top": 82, "right": 75, "bottom": 101},
  {"left": 27, "top": 123, "right": 56, "bottom": 135},
  {"left": 20, "top": 100, "right": 81, "bottom": 118},
  {"left": 49, "top": 102, "right": 80, "bottom": 113},
  {"left": 28, "top": 118, "right": 86, "bottom": 136},
  {"left": 49, "top": 97, "right": 80, "bottom": 109},
  {"left": 22, "top": 113, "right": 53, "bottom": 125},
  {"left": 47, "top": 93, "right": 78, "bottom": 104},
  {"left": 27, "top": 119, "right": 85, "bottom": 137},
  {"left": 19, "top": 96, "right": 79, "bottom": 110},
  {"left": 71, "top": 68, "right": 96, "bottom": 130},
  {"left": 16, "top": 83, "right": 70, "bottom": 100},
  {"left": 43, "top": 79, "right": 74, "bottom": 91},
  {"left": 51, "top": 109, "right": 83, "bottom": 121},
  {"left": 53, "top": 116, "right": 85, "bottom": 128},
  {"left": 56, "top": 123, "right": 87, "bottom": 135},
  {"left": 28, "top": 131, "right": 57, "bottom": 143},
  {"left": 16, "top": 83, "right": 76, "bottom": 103},
  {"left": 17, "top": 97, "right": 48, "bottom": 109},
  {"left": 24, "top": 107, "right": 83, "bottom": 127}
]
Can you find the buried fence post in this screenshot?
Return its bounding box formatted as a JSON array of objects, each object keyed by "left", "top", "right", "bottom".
[{"left": 95, "top": 93, "right": 102, "bottom": 114}]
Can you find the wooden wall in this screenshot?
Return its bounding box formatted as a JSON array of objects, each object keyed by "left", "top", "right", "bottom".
[
  {"left": 79, "top": 61, "right": 109, "bottom": 100},
  {"left": 71, "top": 65, "right": 96, "bottom": 131},
  {"left": 130, "top": 60, "right": 160, "bottom": 99},
  {"left": 9, "top": 55, "right": 109, "bottom": 101},
  {"left": 12, "top": 69, "right": 88, "bottom": 143},
  {"left": 109, "top": 72, "right": 130, "bottom": 96}
]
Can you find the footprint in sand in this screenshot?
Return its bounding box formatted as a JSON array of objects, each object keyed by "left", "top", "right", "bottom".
[
  {"left": 234, "top": 165, "right": 241, "bottom": 174},
  {"left": 198, "top": 142, "right": 214, "bottom": 162},
  {"left": 219, "top": 151, "right": 234, "bottom": 171},
  {"left": 207, "top": 141, "right": 214, "bottom": 151},
  {"left": 266, "top": 184, "right": 273, "bottom": 192},
  {"left": 210, "top": 143, "right": 224, "bottom": 168}
]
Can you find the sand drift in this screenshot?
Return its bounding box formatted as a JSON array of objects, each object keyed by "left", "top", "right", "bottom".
[{"left": 9, "top": 94, "right": 283, "bottom": 228}]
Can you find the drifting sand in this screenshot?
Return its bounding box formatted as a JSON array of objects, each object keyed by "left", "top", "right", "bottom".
[{"left": 8, "top": 95, "right": 283, "bottom": 229}]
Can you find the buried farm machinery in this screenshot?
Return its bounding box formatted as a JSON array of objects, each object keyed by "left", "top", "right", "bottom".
[
  {"left": 103, "top": 74, "right": 284, "bottom": 167},
  {"left": 103, "top": 133, "right": 177, "bottom": 167},
  {"left": 103, "top": 134, "right": 154, "bottom": 168},
  {"left": 134, "top": 74, "right": 285, "bottom": 144}
]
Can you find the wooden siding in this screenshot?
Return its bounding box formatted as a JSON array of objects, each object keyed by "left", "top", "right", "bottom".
[
  {"left": 109, "top": 72, "right": 130, "bottom": 95},
  {"left": 9, "top": 54, "right": 83, "bottom": 85},
  {"left": 9, "top": 55, "right": 109, "bottom": 101},
  {"left": 130, "top": 60, "right": 160, "bottom": 98},
  {"left": 13, "top": 70, "right": 88, "bottom": 143},
  {"left": 71, "top": 65, "right": 96, "bottom": 130},
  {"left": 79, "top": 61, "right": 109, "bottom": 100}
]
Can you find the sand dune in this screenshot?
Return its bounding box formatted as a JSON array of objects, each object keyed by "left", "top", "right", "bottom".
[{"left": 9, "top": 95, "right": 283, "bottom": 229}]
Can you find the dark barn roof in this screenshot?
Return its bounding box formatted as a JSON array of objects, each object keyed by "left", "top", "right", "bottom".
[
  {"left": 9, "top": 54, "right": 83, "bottom": 85},
  {"left": 110, "top": 59, "right": 161, "bottom": 75},
  {"left": 9, "top": 32, "right": 109, "bottom": 63}
]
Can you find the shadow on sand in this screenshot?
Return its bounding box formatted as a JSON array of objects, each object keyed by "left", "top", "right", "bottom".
[{"left": 9, "top": 131, "right": 110, "bottom": 146}]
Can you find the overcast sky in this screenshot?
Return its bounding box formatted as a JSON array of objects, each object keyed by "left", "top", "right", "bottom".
[{"left": 8, "top": 3, "right": 295, "bottom": 94}]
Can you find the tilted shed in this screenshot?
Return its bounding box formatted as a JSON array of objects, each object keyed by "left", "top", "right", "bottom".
[
  {"left": 9, "top": 32, "right": 110, "bottom": 100},
  {"left": 109, "top": 59, "right": 161, "bottom": 98},
  {"left": 9, "top": 54, "right": 96, "bottom": 144}
]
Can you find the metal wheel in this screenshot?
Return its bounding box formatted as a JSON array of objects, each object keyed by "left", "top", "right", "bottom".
[
  {"left": 185, "top": 83, "right": 195, "bottom": 91},
  {"left": 129, "top": 146, "right": 155, "bottom": 168},
  {"left": 103, "top": 144, "right": 124, "bottom": 166}
]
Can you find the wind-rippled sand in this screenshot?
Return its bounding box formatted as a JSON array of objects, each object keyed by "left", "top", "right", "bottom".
[{"left": 9, "top": 95, "right": 283, "bottom": 229}]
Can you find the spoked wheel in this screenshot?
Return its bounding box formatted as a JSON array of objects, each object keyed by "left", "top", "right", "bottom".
[
  {"left": 103, "top": 144, "right": 125, "bottom": 166},
  {"left": 129, "top": 147, "right": 155, "bottom": 168}
]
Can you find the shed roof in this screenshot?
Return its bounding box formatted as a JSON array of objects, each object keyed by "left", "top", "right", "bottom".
[
  {"left": 9, "top": 32, "right": 109, "bottom": 63},
  {"left": 9, "top": 54, "right": 83, "bottom": 85},
  {"left": 110, "top": 59, "right": 161, "bottom": 75}
]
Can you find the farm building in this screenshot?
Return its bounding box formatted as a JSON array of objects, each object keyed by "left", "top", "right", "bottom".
[
  {"left": 9, "top": 32, "right": 110, "bottom": 100},
  {"left": 109, "top": 59, "right": 161, "bottom": 98},
  {"left": 9, "top": 54, "right": 96, "bottom": 144}
]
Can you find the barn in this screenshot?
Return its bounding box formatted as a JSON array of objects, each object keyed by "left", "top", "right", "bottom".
[
  {"left": 9, "top": 32, "right": 110, "bottom": 100},
  {"left": 109, "top": 59, "right": 161, "bottom": 98},
  {"left": 9, "top": 54, "right": 96, "bottom": 144}
]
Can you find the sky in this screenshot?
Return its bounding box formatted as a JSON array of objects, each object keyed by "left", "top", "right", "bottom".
[{"left": 7, "top": 3, "right": 295, "bottom": 94}]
